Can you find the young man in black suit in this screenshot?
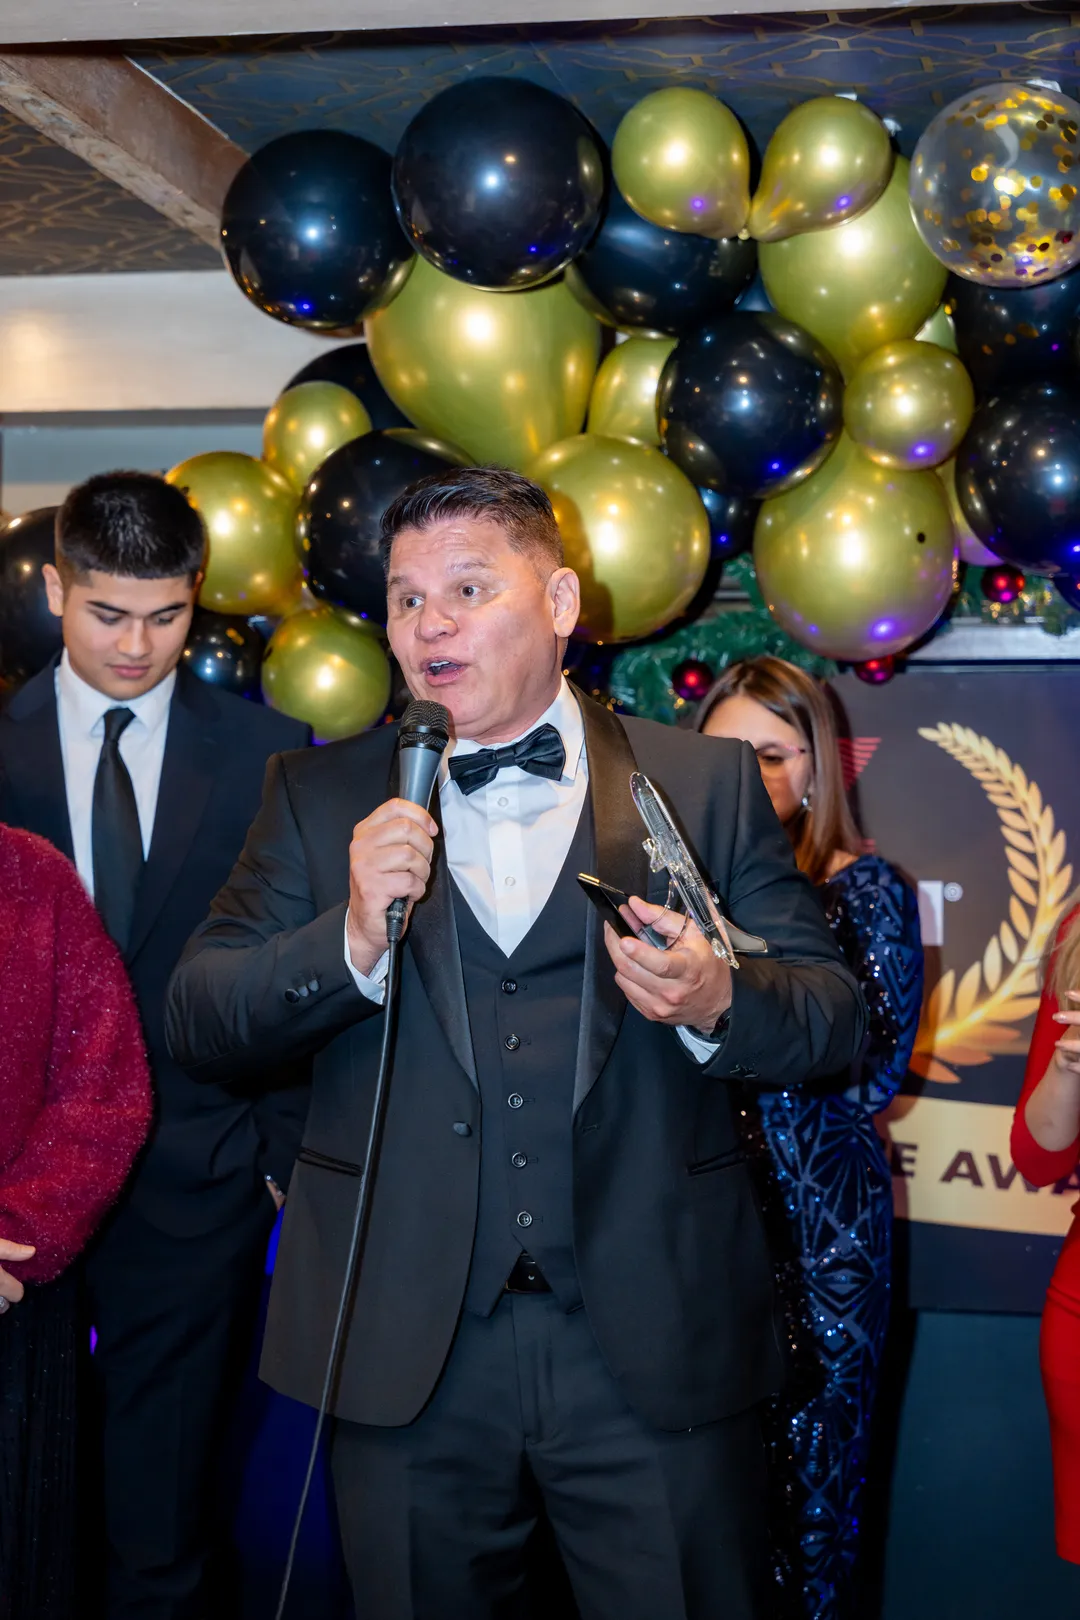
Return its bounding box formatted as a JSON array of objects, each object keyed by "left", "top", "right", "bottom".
[
  {"left": 0, "top": 473, "right": 310, "bottom": 1620},
  {"left": 168, "top": 466, "right": 866, "bottom": 1620}
]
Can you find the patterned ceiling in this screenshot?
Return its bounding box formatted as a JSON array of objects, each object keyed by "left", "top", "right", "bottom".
[{"left": 0, "top": 2, "right": 1077, "bottom": 276}]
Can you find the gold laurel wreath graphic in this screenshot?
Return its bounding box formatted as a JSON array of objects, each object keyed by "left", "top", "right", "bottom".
[{"left": 910, "top": 724, "right": 1073, "bottom": 1086}]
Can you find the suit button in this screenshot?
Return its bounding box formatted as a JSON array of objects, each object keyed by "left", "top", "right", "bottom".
[
  {"left": 298, "top": 985, "right": 310, "bottom": 998},
  {"left": 508, "top": 1093, "right": 524, "bottom": 1109},
  {"left": 516, "top": 1211, "right": 533, "bottom": 1228},
  {"left": 730, "top": 1063, "right": 746, "bottom": 1077},
  {"left": 284, "top": 988, "right": 300, "bottom": 1004},
  {"left": 453, "top": 1122, "right": 472, "bottom": 1137},
  {"left": 511, "top": 1152, "right": 527, "bottom": 1168},
  {"left": 307, "top": 979, "right": 320, "bottom": 993},
  {"left": 501, "top": 978, "right": 517, "bottom": 994},
  {"left": 504, "top": 1034, "right": 520, "bottom": 1051}
]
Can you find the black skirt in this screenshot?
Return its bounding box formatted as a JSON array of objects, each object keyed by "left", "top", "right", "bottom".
[{"left": 0, "top": 1268, "right": 78, "bottom": 1620}]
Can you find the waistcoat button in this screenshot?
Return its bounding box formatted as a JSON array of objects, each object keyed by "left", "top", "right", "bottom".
[
  {"left": 508, "top": 1093, "right": 524, "bottom": 1109},
  {"left": 504, "top": 1033, "right": 521, "bottom": 1051},
  {"left": 501, "top": 978, "right": 517, "bottom": 994},
  {"left": 511, "top": 1152, "right": 527, "bottom": 1168},
  {"left": 453, "top": 1122, "right": 472, "bottom": 1137},
  {"left": 516, "top": 1211, "right": 533, "bottom": 1227}
]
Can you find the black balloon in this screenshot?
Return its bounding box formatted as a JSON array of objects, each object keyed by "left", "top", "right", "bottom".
[
  {"left": 0, "top": 509, "right": 62, "bottom": 683},
  {"left": 221, "top": 130, "right": 412, "bottom": 332},
  {"left": 658, "top": 312, "right": 843, "bottom": 499},
  {"left": 957, "top": 382, "right": 1080, "bottom": 573},
  {"left": 286, "top": 342, "right": 411, "bottom": 431},
  {"left": 735, "top": 271, "right": 773, "bottom": 314},
  {"left": 392, "top": 77, "right": 604, "bottom": 290},
  {"left": 949, "top": 267, "right": 1080, "bottom": 396},
  {"left": 570, "top": 183, "right": 756, "bottom": 338},
  {"left": 299, "top": 428, "right": 471, "bottom": 622},
  {"left": 181, "top": 610, "right": 265, "bottom": 700},
  {"left": 699, "top": 487, "right": 758, "bottom": 564}
]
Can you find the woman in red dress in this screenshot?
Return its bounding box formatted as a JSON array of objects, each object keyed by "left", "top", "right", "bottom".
[
  {"left": 0, "top": 825, "right": 151, "bottom": 1620},
  {"left": 1011, "top": 900, "right": 1080, "bottom": 1562}
]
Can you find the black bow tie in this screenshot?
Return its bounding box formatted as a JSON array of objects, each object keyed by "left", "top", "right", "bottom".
[{"left": 447, "top": 723, "right": 566, "bottom": 797}]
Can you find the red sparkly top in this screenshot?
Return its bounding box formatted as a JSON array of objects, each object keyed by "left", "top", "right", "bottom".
[{"left": 0, "top": 825, "right": 152, "bottom": 1284}]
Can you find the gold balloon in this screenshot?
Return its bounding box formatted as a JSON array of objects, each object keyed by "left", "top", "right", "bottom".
[
  {"left": 937, "top": 457, "right": 999, "bottom": 565},
  {"left": 753, "top": 433, "right": 955, "bottom": 661},
  {"left": 261, "top": 604, "right": 391, "bottom": 740},
  {"left": 527, "top": 434, "right": 709, "bottom": 642},
  {"left": 749, "top": 96, "right": 893, "bottom": 243},
  {"left": 586, "top": 335, "right": 676, "bottom": 446},
  {"left": 263, "top": 381, "right": 372, "bottom": 493},
  {"left": 611, "top": 87, "right": 750, "bottom": 240},
  {"left": 166, "top": 452, "right": 301, "bottom": 618},
  {"left": 365, "top": 256, "right": 601, "bottom": 470},
  {"left": 910, "top": 83, "right": 1080, "bottom": 287},
  {"left": 916, "top": 302, "right": 958, "bottom": 352},
  {"left": 843, "top": 339, "right": 975, "bottom": 470},
  {"left": 759, "top": 158, "right": 948, "bottom": 377}
]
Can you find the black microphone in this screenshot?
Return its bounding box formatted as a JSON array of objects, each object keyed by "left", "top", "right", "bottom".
[{"left": 387, "top": 698, "right": 451, "bottom": 943}]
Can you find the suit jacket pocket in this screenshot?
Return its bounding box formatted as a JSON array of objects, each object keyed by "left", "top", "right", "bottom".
[
  {"left": 296, "top": 1145, "right": 362, "bottom": 1177},
  {"left": 685, "top": 1145, "right": 745, "bottom": 1181}
]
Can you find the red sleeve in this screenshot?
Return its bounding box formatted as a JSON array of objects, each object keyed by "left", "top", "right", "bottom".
[
  {"left": 0, "top": 853, "right": 153, "bottom": 1283},
  {"left": 1011, "top": 912, "right": 1080, "bottom": 1188}
]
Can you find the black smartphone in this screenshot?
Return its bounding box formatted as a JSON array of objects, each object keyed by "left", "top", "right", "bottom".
[{"left": 577, "top": 874, "right": 667, "bottom": 949}]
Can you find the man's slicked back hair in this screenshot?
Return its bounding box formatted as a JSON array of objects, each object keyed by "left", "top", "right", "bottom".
[
  {"left": 379, "top": 465, "right": 564, "bottom": 578},
  {"left": 55, "top": 470, "right": 207, "bottom": 584}
]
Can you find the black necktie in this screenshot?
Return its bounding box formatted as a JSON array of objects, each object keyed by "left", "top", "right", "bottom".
[
  {"left": 447, "top": 723, "right": 566, "bottom": 797},
  {"left": 92, "top": 707, "right": 144, "bottom": 952}
]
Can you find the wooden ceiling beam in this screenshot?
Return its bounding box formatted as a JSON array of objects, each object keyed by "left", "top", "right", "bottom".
[{"left": 0, "top": 51, "right": 245, "bottom": 245}]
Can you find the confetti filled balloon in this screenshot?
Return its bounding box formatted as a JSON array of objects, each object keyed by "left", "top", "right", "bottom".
[
  {"left": 611, "top": 87, "right": 750, "bottom": 240},
  {"left": 166, "top": 452, "right": 302, "bottom": 618},
  {"left": 956, "top": 381, "right": 1080, "bottom": 572},
  {"left": 749, "top": 96, "right": 893, "bottom": 243},
  {"left": 843, "top": 339, "right": 975, "bottom": 469},
  {"left": 760, "top": 158, "right": 947, "bottom": 377},
  {"left": 261, "top": 604, "right": 391, "bottom": 739},
  {"left": 392, "top": 77, "right": 604, "bottom": 290},
  {"left": 365, "top": 255, "right": 601, "bottom": 469},
  {"left": 220, "top": 131, "right": 412, "bottom": 331},
  {"left": 910, "top": 83, "right": 1080, "bottom": 287},
  {"left": 567, "top": 181, "right": 755, "bottom": 337},
  {"left": 262, "top": 381, "right": 372, "bottom": 493},
  {"left": 657, "top": 311, "right": 843, "bottom": 498},
  {"left": 753, "top": 434, "right": 955, "bottom": 661},
  {"left": 528, "top": 434, "right": 710, "bottom": 642},
  {"left": 980, "top": 562, "right": 1025, "bottom": 604},
  {"left": 586, "top": 335, "right": 676, "bottom": 446}
]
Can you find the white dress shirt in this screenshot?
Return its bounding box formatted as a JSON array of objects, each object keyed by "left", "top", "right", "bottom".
[
  {"left": 345, "top": 677, "right": 717, "bottom": 1060},
  {"left": 55, "top": 650, "right": 175, "bottom": 897}
]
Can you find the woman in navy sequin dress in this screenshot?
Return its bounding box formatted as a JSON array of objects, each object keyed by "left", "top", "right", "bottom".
[{"left": 698, "top": 657, "right": 923, "bottom": 1620}]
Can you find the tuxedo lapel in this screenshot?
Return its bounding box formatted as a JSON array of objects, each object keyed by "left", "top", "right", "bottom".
[
  {"left": 390, "top": 749, "right": 478, "bottom": 1091},
  {"left": 0, "top": 662, "right": 75, "bottom": 861},
  {"left": 126, "top": 672, "right": 218, "bottom": 964},
  {"left": 572, "top": 693, "right": 647, "bottom": 1115}
]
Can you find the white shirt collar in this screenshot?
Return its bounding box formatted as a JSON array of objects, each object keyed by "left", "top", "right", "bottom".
[
  {"left": 441, "top": 676, "right": 585, "bottom": 787},
  {"left": 56, "top": 649, "right": 177, "bottom": 738}
]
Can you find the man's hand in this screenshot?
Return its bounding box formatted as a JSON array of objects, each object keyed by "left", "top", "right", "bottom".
[
  {"left": 347, "top": 798, "right": 438, "bottom": 975},
  {"left": 604, "top": 895, "right": 732, "bottom": 1036},
  {"left": 0, "top": 1239, "right": 36, "bottom": 1313}
]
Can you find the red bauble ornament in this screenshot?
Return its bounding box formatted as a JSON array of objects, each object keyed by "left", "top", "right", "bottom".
[
  {"left": 671, "top": 658, "right": 714, "bottom": 702},
  {"left": 980, "top": 563, "right": 1025, "bottom": 605},
  {"left": 854, "top": 655, "right": 896, "bottom": 685}
]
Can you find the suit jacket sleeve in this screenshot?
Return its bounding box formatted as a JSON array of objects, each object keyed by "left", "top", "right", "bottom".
[
  {"left": 165, "top": 752, "right": 380, "bottom": 1084},
  {"left": 0, "top": 850, "right": 152, "bottom": 1284},
  {"left": 701, "top": 741, "right": 866, "bottom": 1085}
]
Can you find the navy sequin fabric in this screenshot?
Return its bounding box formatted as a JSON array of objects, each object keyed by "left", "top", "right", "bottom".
[{"left": 743, "top": 854, "right": 923, "bottom": 1620}]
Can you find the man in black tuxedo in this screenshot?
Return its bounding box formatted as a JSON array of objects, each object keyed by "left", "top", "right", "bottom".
[
  {"left": 0, "top": 473, "right": 310, "bottom": 1619},
  {"left": 167, "top": 465, "right": 865, "bottom": 1620}
]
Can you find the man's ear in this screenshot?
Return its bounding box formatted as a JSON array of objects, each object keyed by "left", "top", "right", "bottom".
[
  {"left": 42, "top": 563, "right": 65, "bottom": 621},
  {"left": 549, "top": 567, "right": 581, "bottom": 640}
]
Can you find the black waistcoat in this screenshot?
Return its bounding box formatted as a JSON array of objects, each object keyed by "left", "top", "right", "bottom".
[{"left": 454, "top": 801, "right": 592, "bottom": 1316}]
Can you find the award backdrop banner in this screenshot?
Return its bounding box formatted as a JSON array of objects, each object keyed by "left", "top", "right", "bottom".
[{"left": 831, "top": 666, "right": 1078, "bottom": 1314}]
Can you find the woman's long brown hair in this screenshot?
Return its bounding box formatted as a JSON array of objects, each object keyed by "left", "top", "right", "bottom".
[{"left": 694, "top": 656, "right": 863, "bottom": 885}]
